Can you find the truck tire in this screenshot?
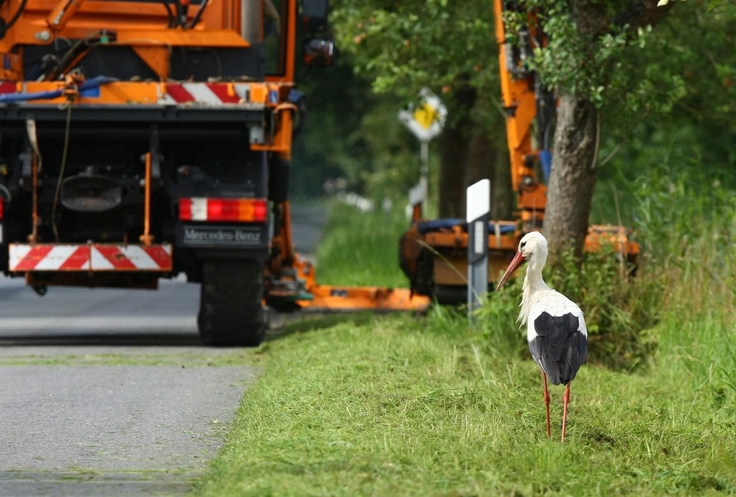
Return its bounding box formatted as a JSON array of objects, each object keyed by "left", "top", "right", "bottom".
[{"left": 198, "top": 258, "right": 266, "bottom": 347}]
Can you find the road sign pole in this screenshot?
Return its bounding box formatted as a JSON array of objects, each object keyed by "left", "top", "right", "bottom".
[
  {"left": 466, "top": 179, "right": 490, "bottom": 321},
  {"left": 420, "top": 140, "right": 429, "bottom": 211},
  {"left": 398, "top": 89, "right": 447, "bottom": 213}
]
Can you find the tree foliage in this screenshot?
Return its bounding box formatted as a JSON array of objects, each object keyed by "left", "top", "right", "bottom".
[
  {"left": 294, "top": 0, "right": 735, "bottom": 264},
  {"left": 506, "top": 0, "right": 684, "bottom": 114},
  {"left": 291, "top": 57, "right": 422, "bottom": 200},
  {"left": 592, "top": 1, "right": 736, "bottom": 223},
  {"left": 331, "top": 0, "right": 496, "bottom": 103},
  {"left": 330, "top": 0, "right": 516, "bottom": 218},
  {"left": 500, "top": 0, "right": 680, "bottom": 261}
]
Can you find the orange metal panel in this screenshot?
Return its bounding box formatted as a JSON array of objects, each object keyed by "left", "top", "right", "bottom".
[
  {"left": 298, "top": 285, "right": 431, "bottom": 312},
  {"left": 518, "top": 187, "right": 547, "bottom": 222},
  {"left": 249, "top": 84, "right": 267, "bottom": 103},
  {"left": 131, "top": 46, "right": 170, "bottom": 80},
  {"left": 251, "top": 101, "right": 295, "bottom": 155},
  {"left": 116, "top": 29, "right": 249, "bottom": 47},
  {"left": 97, "top": 81, "right": 160, "bottom": 103},
  {"left": 423, "top": 230, "right": 519, "bottom": 252},
  {"left": 432, "top": 251, "right": 515, "bottom": 286},
  {"left": 1, "top": 1, "right": 174, "bottom": 49},
  {"left": 0, "top": 0, "right": 247, "bottom": 50},
  {"left": 0, "top": 51, "right": 22, "bottom": 81},
  {"left": 17, "top": 81, "right": 160, "bottom": 104}
]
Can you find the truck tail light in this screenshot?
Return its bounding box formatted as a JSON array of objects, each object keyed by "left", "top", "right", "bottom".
[
  {"left": 0, "top": 197, "right": 3, "bottom": 220},
  {"left": 179, "top": 197, "right": 267, "bottom": 222}
]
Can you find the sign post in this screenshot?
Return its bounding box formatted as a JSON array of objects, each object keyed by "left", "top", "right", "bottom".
[
  {"left": 398, "top": 88, "right": 447, "bottom": 211},
  {"left": 466, "top": 179, "right": 490, "bottom": 320}
]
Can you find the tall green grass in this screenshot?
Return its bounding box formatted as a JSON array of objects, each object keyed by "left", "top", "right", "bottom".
[
  {"left": 313, "top": 201, "right": 411, "bottom": 288},
  {"left": 630, "top": 165, "right": 736, "bottom": 396}
]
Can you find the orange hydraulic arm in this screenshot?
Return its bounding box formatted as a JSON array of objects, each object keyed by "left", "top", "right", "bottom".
[
  {"left": 47, "top": 0, "right": 86, "bottom": 32},
  {"left": 493, "top": 0, "right": 551, "bottom": 228}
]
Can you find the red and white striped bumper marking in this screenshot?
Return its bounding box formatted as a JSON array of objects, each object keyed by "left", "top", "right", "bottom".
[
  {"left": 160, "top": 83, "right": 253, "bottom": 106},
  {"left": 9, "top": 244, "right": 173, "bottom": 272}
]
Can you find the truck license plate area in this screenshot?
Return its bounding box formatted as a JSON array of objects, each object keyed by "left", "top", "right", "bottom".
[{"left": 178, "top": 225, "right": 265, "bottom": 247}]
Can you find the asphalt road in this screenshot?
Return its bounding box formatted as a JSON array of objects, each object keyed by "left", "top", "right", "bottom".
[
  {"left": 0, "top": 203, "right": 328, "bottom": 496},
  {"left": 289, "top": 203, "right": 329, "bottom": 264},
  {"left": 0, "top": 278, "right": 257, "bottom": 496}
]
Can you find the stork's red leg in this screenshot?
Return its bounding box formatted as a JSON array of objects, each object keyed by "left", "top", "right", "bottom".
[
  {"left": 542, "top": 372, "right": 551, "bottom": 438},
  {"left": 561, "top": 383, "right": 571, "bottom": 443}
]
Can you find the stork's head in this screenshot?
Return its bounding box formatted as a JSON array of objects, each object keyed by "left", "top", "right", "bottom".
[{"left": 495, "top": 231, "right": 548, "bottom": 290}]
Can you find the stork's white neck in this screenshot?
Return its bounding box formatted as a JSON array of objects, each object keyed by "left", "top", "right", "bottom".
[{"left": 519, "top": 253, "right": 552, "bottom": 325}]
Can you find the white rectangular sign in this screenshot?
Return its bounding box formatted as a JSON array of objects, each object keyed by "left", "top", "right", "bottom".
[{"left": 466, "top": 179, "right": 490, "bottom": 223}]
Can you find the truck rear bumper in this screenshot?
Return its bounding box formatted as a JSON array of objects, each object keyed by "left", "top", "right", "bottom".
[
  {"left": 0, "top": 104, "right": 265, "bottom": 124},
  {"left": 9, "top": 243, "right": 172, "bottom": 272}
]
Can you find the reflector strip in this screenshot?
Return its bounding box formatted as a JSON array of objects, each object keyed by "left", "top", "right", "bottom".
[
  {"left": 8, "top": 244, "right": 173, "bottom": 272},
  {"left": 59, "top": 246, "right": 90, "bottom": 270},
  {"left": 161, "top": 82, "right": 263, "bottom": 105},
  {"left": 143, "top": 245, "right": 175, "bottom": 269},
  {"left": 179, "top": 197, "right": 192, "bottom": 221},
  {"left": 11, "top": 245, "right": 53, "bottom": 271},
  {"left": 95, "top": 246, "right": 138, "bottom": 270},
  {"left": 179, "top": 197, "right": 267, "bottom": 222}
]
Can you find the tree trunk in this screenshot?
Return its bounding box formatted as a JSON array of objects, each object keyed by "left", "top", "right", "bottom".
[
  {"left": 467, "top": 131, "right": 514, "bottom": 221},
  {"left": 466, "top": 131, "right": 489, "bottom": 188},
  {"left": 544, "top": 92, "right": 598, "bottom": 265},
  {"left": 543, "top": 0, "right": 670, "bottom": 265},
  {"left": 438, "top": 84, "right": 476, "bottom": 218},
  {"left": 491, "top": 138, "right": 513, "bottom": 221}
]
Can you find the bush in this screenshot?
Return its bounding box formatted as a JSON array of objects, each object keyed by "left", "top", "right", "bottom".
[{"left": 545, "top": 246, "right": 659, "bottom": 371}]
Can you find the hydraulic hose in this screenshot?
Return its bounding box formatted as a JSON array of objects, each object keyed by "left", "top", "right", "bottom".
[
  {"left": 0, "top": 0, "right": 29, "bottom": 40},
  {"left": 0, "top": 75, "right": 118, "bottom": 103}
]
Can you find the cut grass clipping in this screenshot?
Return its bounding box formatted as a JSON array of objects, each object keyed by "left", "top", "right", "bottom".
[{"left": 196, "top": 201, "right": 736, "bottom": 496}]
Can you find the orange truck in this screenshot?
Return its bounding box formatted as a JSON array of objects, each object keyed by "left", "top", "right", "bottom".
[{"left": 0, "top": 0, "right": 429, "bottom": 346}]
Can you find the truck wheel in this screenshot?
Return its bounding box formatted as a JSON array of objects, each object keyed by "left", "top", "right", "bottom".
[{"left": 198, "top": 259, "right": 266, "bottom": 347}]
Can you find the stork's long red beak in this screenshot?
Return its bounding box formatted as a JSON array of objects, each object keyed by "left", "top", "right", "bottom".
[{"left": 495, "top": 250, "right": 526, "bottom": 290}]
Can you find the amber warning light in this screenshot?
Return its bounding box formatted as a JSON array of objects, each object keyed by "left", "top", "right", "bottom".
[{"left": 179, "top": 198, "right": 268, "bottom": 222}]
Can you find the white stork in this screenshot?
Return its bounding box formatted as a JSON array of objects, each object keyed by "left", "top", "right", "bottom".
[{"left": 495, "top": 231, "right": 588, "bottom": 442}]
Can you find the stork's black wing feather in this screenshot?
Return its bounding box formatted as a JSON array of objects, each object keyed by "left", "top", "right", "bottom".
[{"left": 529, "top": 311, "right": 588, "bottom": 385}]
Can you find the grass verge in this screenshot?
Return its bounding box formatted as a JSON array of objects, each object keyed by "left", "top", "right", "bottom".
[
  {"left": 196, "top": 199, "right": 736, "bottom": 496},
  {"left": 195, "top": 310, "right": 736, "bottom": 496}
]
